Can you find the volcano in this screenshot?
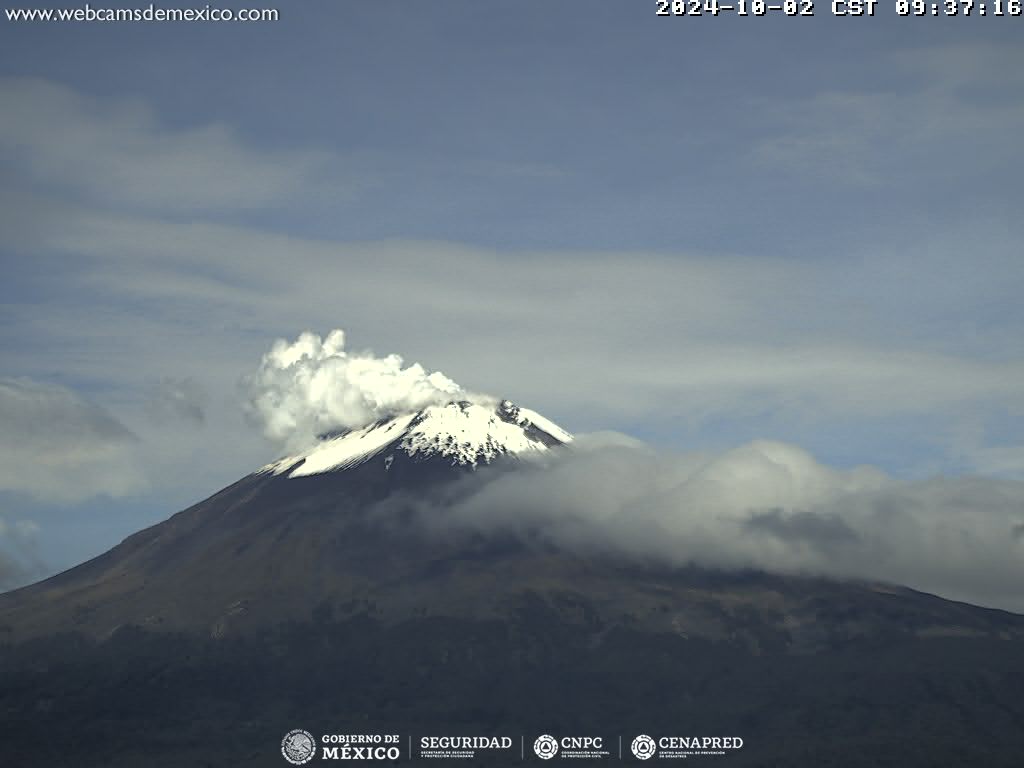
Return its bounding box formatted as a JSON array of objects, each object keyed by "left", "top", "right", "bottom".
[
  {"left": 0, "top": 399, "right": 577, "bottom": 640},
  {"left": 2, "top": 399, "right": 1024, "bottom": 767}
]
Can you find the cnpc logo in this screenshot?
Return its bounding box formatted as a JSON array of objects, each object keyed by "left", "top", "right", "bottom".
[{"left": 534, "top": 735, "right": 605, "bottom": 759}]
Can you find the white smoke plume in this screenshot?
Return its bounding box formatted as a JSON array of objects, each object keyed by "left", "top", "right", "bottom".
[{"left": 246, "top": 330, "right": 470, "bottom": 449}]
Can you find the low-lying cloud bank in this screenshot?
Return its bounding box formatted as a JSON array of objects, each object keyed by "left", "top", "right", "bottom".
[
  {"left": 240, "top": 332, "right": 1024, "bottom": 611},
  {"left": 401, "top": 436, "right": 1024, "bottom": 613}
]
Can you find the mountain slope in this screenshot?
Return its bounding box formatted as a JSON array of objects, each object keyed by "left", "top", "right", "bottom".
[
  {"left": 0, "top": 398, "right": 1020, "bottom": 647},
  {"left": 0, "top": 398, "right": 580, "bottom": 641},
  {"left": 3, "top": 399, "right": 1024, "bottom": 767}
]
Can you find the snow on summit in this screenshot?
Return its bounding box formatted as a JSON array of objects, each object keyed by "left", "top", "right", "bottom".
[
  {"left": 259, "top": 399, "right": 573, "bottom": 479},
  {"left": 247, "top": 330, "right": 572, "bottom": 478}
]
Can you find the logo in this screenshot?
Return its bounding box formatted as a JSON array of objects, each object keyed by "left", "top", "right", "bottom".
[
  {"left": 648, "top": 736, "right": 744, "bottom": 759},
  {"left": 534, "top": 734, "right": 559, "bottom": 760},
  {"left": 318, "top": 734, "right": 401, "bottom": 760},
  {"left": 282, "top": 729, "right": 316, "bottom": 765},
  {"left": 631, "top": 734, "right": 656, "bottom": 761}
]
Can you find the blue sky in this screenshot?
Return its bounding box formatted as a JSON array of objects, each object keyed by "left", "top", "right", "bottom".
[{"left": 1, "top": 3, "right": 1023, "bottom": 595}]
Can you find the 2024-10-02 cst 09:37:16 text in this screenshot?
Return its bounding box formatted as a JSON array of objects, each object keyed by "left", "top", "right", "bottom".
[{"left": 656, "top": 0, "right": 1022, "bottom": 15}]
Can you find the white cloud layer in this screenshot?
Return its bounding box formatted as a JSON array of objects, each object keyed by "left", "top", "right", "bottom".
[
  {"left": 402, "top": 437, "right": 1024, "bottom": 612},
  {"left": 0, "top": 378, "right": 146, "bottom": 503},
  {"left": 755, "top": 44, "right": 1024, "bottom": 187},
  {"left": 0, "top": 77, "right": 337, "bottom": 213},
  {"left": 246, "top": 330, "right": 469, "bottom": 449},
  {"left": 1, "top": 80, "right": 1021, "bottom": 485}
]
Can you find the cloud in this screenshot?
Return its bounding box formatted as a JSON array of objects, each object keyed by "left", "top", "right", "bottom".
[
  {"left": 754, "top": 43, "right": 1024, "bottom": 187},
  {"left": 4, "top": 209, "right": 1023, "bottom": 482},
  {"left": 0, "top": 77, "right": 339, "bottom": 213},
  {"left": 394, "top": 437, "right": 1024, "bottom": 613},
  {"left": 0, "top": 515, "right": 46, "bottom": 592},
  {"left": 0, "top": 78, "right": 1021, "bottom": 491},
  {"left": 743, "top": 509, "right": 860, "bottom": 549},
  {"left": 0, "top": 378, "right": 146, "bottom": 503},
  {"left": 146, "top": 377, "right": 207, "bottom": 425},
  {"left": 245, "top": 330, "right": 471, "bottom": 449}
]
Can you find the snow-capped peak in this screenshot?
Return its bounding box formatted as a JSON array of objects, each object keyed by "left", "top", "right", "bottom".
[{"left": 258, "top": 400, "right": 572, "bottom": 479}]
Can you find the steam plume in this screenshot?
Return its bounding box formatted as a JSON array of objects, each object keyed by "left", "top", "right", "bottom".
[{"left": 246, "top": 330, "right": 468, "bottom": 449}]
